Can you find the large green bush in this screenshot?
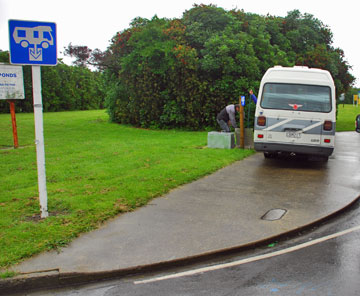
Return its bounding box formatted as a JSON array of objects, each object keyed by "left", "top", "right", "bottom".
[{"left": 104, "top": 5, "right": 354, "bottom": 130}]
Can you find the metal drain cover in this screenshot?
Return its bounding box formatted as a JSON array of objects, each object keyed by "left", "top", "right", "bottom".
[{"left": 261, "top": 209, "right": 287, "bottom": 221}]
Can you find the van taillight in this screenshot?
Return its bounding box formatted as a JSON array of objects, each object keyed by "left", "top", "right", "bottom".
[
  {"left": 323, "top": 120, "right": 332, "bottom": 131},
  {"left": 257, "top": 116, "right": 266, "bottom": 126}
]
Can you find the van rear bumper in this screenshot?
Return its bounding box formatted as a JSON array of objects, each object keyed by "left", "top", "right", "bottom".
[{"left": 254, "top": 142, "right": 334, "bottom": 156}]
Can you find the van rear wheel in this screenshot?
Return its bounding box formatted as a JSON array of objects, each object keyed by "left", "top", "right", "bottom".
[
  {"left": 264, "top": 152, "right": 276, "bottom": 159},
  {"left": 321, "top": 156, "right": 329, "bottom": 162}
]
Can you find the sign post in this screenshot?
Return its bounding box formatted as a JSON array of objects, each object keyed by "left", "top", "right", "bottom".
[
  {"left": 32, "top": 65, "right": 48, "bottom": 217},
  {"left": 8, "top": 100, "right": 19, "bottom": 148},
  {"left": 9, "top": 19, "right": 57, "bottom": 218},
  {"left": 239, "top": 95, "right": 245, "bottom": 148}
]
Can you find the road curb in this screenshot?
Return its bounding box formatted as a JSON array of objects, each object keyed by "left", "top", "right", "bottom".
[{"left": 1, "top": 195, "right": 359, "bottom": 295}]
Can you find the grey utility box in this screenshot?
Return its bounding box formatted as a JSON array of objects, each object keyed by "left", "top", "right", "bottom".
[{"left": 207, "top": 132, "right": 235, "bottom": 149}]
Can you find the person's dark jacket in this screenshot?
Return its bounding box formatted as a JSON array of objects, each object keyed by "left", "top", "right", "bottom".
[{"left": 217, "top": 104, "right": 237, "bottom": 128}]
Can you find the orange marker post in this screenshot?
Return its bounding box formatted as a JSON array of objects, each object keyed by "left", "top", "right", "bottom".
[{"left": 7, "top": 100, "right": 19, "bottom": 148}]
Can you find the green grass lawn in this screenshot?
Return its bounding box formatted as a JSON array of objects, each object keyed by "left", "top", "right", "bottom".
[
  {"left": 336, "top": 104, "right": 360, "bottom": 131},
  {"left": 0, "top": 109, "right": 254, "bottom": 269}
]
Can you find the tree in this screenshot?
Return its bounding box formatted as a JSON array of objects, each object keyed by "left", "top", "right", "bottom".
[
  {"left": 63, "top": 44, "right": 106, "bottom": 70},
  {"left": 182, "top": 4, "right": 233, "bottom": 51},
  {"left": 103, "top": 5, "right": 355, "bottom": 130},
  {"left": 0, "top": 50, "right": 105, "bottom": 113}
]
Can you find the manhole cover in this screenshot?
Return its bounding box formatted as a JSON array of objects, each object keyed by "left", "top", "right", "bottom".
[{"left": 261, "top": 209, "right": 287, "bottom": 221}]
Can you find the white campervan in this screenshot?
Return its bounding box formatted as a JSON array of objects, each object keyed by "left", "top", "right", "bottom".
[{"left": 254, "top": 66, "right": 336, "bottom": 160}]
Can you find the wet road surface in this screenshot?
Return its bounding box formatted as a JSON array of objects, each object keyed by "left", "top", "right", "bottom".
[{"left": 23, "top": 171, "right": 360, "bottom": 296}]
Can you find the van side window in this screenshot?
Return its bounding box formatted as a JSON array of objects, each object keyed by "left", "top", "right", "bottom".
[{"left": 261, "top": 83, "right": 331, "bottom": 113}]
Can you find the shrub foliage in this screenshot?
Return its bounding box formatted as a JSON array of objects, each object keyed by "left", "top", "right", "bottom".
[
  {"left": 104, "top": 5, "right": 354, "bottom": 129},
  {"left": 1, "top": 5, "right": 355, "bottom": 128},
  {"left": 0, "top": 51, "right": 105, "bottom": 113}
]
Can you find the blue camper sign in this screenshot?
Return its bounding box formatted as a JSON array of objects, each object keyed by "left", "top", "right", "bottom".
[
  {"left": 241, "top": 95, "right": 245, "bottom": 106},
  {"left": 9, "top": 20, "right": 57, "bottom": 66}
]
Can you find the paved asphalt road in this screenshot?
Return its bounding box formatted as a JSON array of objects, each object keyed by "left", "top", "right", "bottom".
[{"left": 23, "top": 175, "right": 360, "bottom": 296}]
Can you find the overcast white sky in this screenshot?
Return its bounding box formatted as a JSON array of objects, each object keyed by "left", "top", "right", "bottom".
[{"left": 0, "top": 0, "right": 359, "bottom": 86}]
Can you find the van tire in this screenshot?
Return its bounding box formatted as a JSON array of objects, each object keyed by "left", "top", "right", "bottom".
[
  {"left": 264, "top": 152, "right": 276, "bottom": 159},
  {"left": 321, "top": 156, "right": 329, "bottom": 162}
]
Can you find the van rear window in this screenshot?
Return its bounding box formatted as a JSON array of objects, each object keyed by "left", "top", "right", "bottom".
[{"left": 261, "top": 83, "right": 331, "bottom": 112}]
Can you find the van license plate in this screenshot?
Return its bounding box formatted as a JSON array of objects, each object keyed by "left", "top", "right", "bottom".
[{"left": 286, "top": 131, "right": 301, "bottom": 138}]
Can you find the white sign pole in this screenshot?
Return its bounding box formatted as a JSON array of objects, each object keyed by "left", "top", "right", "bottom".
[{"left": 32, "top": 65, "right": 48, "bottom": 218}]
